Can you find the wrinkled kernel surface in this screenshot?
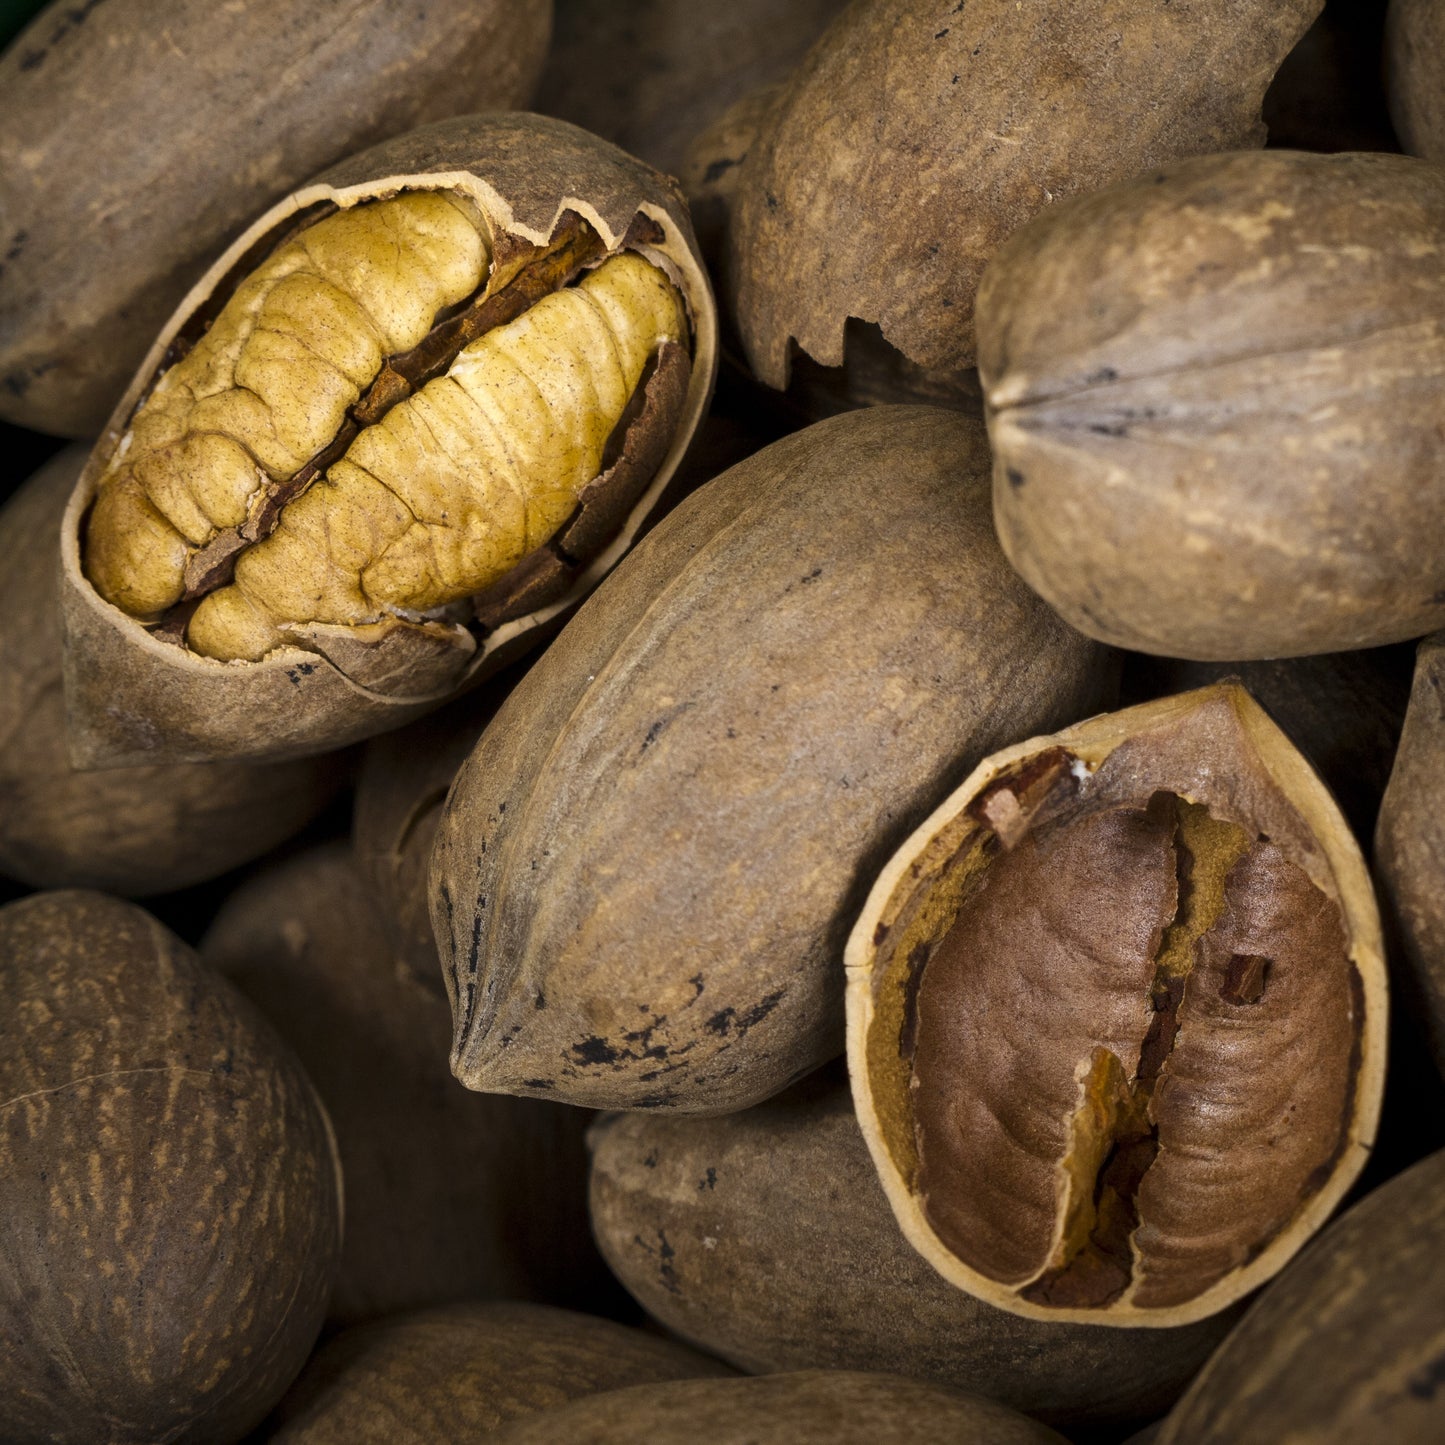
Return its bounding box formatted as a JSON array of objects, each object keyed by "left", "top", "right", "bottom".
[
  {"left": 85, "top": 192, "right": 490, "bottom": 617},
  {"left": 82, "top": 190, "right": 687, "bottom": 664},
  {"left": 910, "top": 791, "right": 1356, "bottom": 1313},
  {"left": 188, "top": 252, "right": 684, "bottom": 662}
]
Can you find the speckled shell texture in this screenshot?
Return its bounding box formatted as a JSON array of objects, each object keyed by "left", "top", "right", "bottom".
[
  {"left": 729, "top": 0, "right": 1320, "bottom": 389},
  {"left": 1155, "top": 1148, "right": 1445, "bottom": 1443},
  {"left": 980, "top": 148, "right": 1445, "bottom": 660},
  {"left": 0, "top": 448, "right": 342, "bottom": 894},
  {"left": 0, "top": 0, "right": 553, "bottom": 437},
  {"left": 266, "top": 1301, "right": 730, "bottom": 1443},
  {"left": 0, "top": 891, "right": 341, "bottom": 1445},
  {"left": 431, "top": 405, "right": 1112, "bottom": 1114},
  {"left": 486, "top": 1370, "right": 1067, "bottom": 1444},
  {"left": 1375, "top": 632, "right": 1445, "bottom": 1075},
  {"left": 588, "top": 1075, "right": 1236, "bottom": 1433},
  {"left": 59, "top": 112, "right": 717, "bottom": 768},
  {"left": 1387, "top": 0, "right": 1445, "bottom": 159}
]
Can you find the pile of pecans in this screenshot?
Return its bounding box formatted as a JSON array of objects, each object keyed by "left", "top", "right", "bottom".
[{"left": 2, "top": 2, "right": 1443, "bottom": 1442}]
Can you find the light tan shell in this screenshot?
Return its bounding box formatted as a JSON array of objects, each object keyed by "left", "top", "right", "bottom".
[
  {"left": 430, "top": 406, "right": 1113, "bottom": 1116},
  {"left": 847, "top": 683, "right": 1386, "bottom": 1327},
  {"left": 979, "top": 149, "right": 1445, "bottom": 660},
  {"left": 60, "top": 112, "right": 716, "bottom": 767}
]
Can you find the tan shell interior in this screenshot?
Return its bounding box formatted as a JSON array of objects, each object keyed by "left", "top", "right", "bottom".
[{"left": 847, "top": 683, "right": 1386, "bottom": 1327}]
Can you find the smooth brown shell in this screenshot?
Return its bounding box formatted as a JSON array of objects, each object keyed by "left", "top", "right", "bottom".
[
  {"left": 728, "top": 0, "right": 1319, "bottom": 390},
  {"left": 848, "top": 683, "right": 1385, "bottom": 1326},
  {"left": 430, "top": 405, "right": 1113, "bottom": 1114},
  {"left": 1386, "top": 0, "right": 1445, "bottom": 159},
  {"left": 0, "top": 0, "right": 552, "bottom": 438},
  {"left": 979, "top": 149, "right": 1445, "bottom": 660},
  {"left": 0, "top": 890, "right": 342, "bottom": 1445},
  {"left": 486, "top": 1371, "right": 1066, "bottom": 1444},
  {"left": 1375, "top": 631, "right": 1445, "bottom": 1075},
  {"left": 265, "top": 1301, "right": 731, "bottom": 1443},
  {"left": 0, "top": 447, "right": 344, "bottom": 894},
  {"left": 60, "top": 112, "right": 717, "bottom": 767},
  {"left": 202, "top": 844, "right": 604, "bottom": 1326},
  {"left": 1155, "top": 1148, "right": 1445, "bottom": 1443},
  {"left": 588, "top": 1072, "right": 1237, "bottom": 1433}
]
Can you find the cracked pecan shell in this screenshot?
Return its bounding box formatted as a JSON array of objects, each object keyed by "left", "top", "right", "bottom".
[
  {"left": 59, "top": 112, "right": 716, "bottom": 767},
  {"left": 847, "top": 682, "right": 1385, "bottom": 1326},
  {"left": 727, "top": 0, "right": 1319, "bottom": 393},
  {"left": 0, "top": 447, "right": 344, "bottom": 894}
]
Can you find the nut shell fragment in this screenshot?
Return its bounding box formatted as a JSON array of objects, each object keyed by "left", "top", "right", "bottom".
[
  {"left": 848, "top": 683, "right": 1384, "bottom": 1325},
  {"left": 729, "top": 0, "right": 1319, "bottom": 389},
  {"left": 60, "top": 112, "right": 716, "bottom": 767}
]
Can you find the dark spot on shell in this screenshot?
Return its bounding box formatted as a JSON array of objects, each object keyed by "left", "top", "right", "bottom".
[
  {"left": 573, "top": 1035, "right": 621, "bottom": 1066},
  {"left": 521, "top": 1078, "right": 553, "bottom": 1089},
  {"left": 704, "top": 156, "right": 740, "bottom": 184},
  {"left": 1006, "top": 467, "right": 1025, "bottom": 489},
  {"left": 1088, "top": 366, "right": 1119, "bottom": 384},
  {"left": 703, "top": 988, "right": 785, "bottom": 1038},
  {"left": 1408, "top": 1352, "right": 1445, "bottom": 1401},
  {"left": 698, "top": 1167, "right": 717, "bottom": 1190}
]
